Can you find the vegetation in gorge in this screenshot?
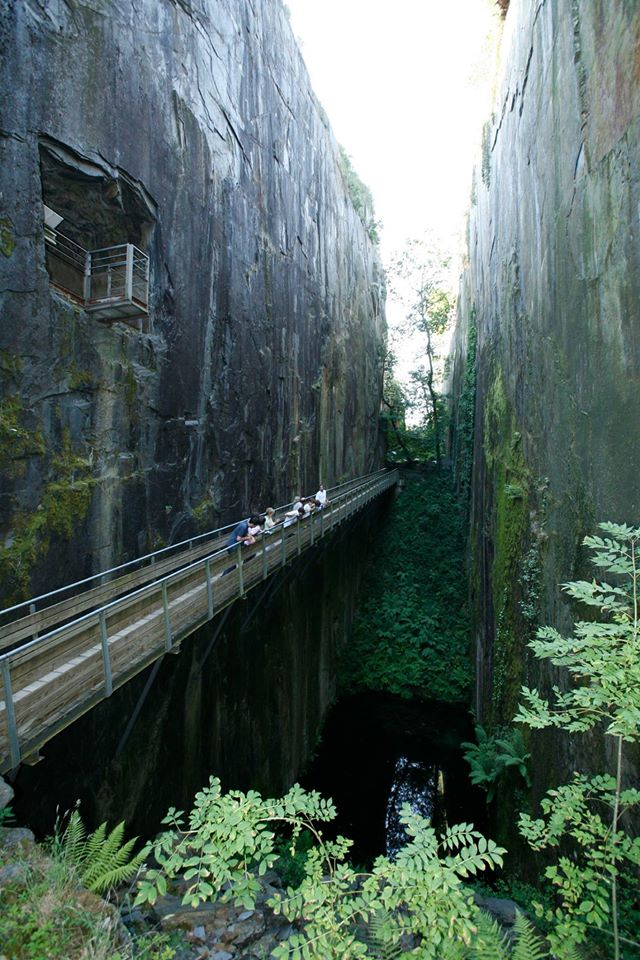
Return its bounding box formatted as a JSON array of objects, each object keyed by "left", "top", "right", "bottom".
[
  {"left": 54, "top": 810, "right": 147, "bottom": 895},
  {"left": 339, "top": 470, "right": 471, "bottom": 703},
  {"left": 480, "top": 370, "right": 537, "bottom": 727},
  {"left": 515, "top": 523, "right": 640, "bottom": 959},
  {"left": 0, "top": 822, "right": 174, "bottom": 960},
  {"left": 8, "top": 522, "right": 640, "bottom": 958},
  {"left": 136, "top": 776, "right": 566, "bottom": 959},
  {"left": 461, "top": 726, "right": 531, "bottom": 802},
  {"left": 451, "top": 311, "right": 477, "bottom": 503}
]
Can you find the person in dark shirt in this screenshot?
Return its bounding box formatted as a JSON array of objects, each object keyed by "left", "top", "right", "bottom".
[
  {"left": 226, "top": 515, "right": 261, "bottom": 552},
  {"left": 223, "top": 514, "right": 262, "bottom": 575}
]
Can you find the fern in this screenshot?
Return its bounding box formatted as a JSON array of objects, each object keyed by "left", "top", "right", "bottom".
[
  {"left": 59, "top": 811, "right": 146, "bottom": 894},
  {"left": 469, "top": 910, "right": 549, "bottom": 960},
  {"left": 469, "top": 911, "right": 510, "bottom": 959},
  {"left": 511, "top": 912, "right": 548, "bottom": 960},
  {"left": 462, "top": 726, "right": 530, "bottom": 801},
  {"left": 58, "top": 810, "right": 86, "bottom": 867},
  {"left": 363, "top": 907, "right": 402, "bottom": 960}
]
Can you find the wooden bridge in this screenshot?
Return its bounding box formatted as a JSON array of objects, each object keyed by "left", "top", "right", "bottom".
[{"left": 0, "top": 469, "right": 397, "bottom": 773}]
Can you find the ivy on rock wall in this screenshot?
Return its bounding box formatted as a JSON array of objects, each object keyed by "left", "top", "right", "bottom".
[{"left": 340, "top": 470, "right": 471, "bottom": 703}]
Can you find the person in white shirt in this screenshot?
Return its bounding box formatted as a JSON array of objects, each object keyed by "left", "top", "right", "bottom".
[
  {"left": 263, "top": 507, "right": 277, "bottom": 531},
  {"left": 315, "top": 484, "right": 328, "bottom": 508}
]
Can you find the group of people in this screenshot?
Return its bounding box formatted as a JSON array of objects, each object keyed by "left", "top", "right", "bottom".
[{"left": 225, "top": 485, "right": 329, "bottom": 551}]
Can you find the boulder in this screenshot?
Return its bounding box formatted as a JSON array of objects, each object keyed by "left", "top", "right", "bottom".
[{"left": 0, "top": 777, "right": 14, "bottom": 811}]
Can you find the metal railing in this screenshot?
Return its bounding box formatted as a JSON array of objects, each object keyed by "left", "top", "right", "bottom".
[
  {"left": 86, "top": 244, "right": 149, "bottom": 313},
  {"left": 0, "top": 469, "right": 397, "bottom": 772},
  {"left": 44, "top": 228, "right": 149, "bottom": 319}
]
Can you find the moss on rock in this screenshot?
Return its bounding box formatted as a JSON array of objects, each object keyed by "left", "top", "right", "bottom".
[{"left": 0, "top": 431, "right": 96, "bottom": 603}]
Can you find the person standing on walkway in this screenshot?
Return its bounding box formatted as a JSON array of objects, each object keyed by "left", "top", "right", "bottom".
[{"left": 315, "top": 484, "right": 328, "bottom": 508}]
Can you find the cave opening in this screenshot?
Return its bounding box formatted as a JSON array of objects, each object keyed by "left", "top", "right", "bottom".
[
  {"left": 301, "top": 693, "right": 483, "bottom": 865},
  {"left": 39, "top": 138, "right": 156, "bottom": 328}
]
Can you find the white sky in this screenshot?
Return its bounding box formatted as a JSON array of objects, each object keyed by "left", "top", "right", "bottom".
[{"left": 285, "top": 0, "right": 501, "bottom": 385}]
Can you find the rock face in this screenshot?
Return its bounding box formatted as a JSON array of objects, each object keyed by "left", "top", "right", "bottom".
[
  {"left": 0, "top": 0, "right": 385, "bottom": 605},
  {"left": 449, "top": 0, "right": 640, "bottom": 821}
]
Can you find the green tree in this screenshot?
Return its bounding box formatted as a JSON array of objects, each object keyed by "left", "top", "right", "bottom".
[
  {"left": 515, "top": 523, "right": 640, "bottom": 959},
  {"left": 388, "top": 238, "right": 456, "bottom": 464}
]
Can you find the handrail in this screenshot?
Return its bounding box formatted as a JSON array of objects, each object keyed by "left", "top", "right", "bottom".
[{"left": 0, "top": 469, "right": 387, "bottom": 622}]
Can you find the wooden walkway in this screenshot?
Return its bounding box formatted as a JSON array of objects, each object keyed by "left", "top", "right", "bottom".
[{"left": 0, "top": 470, "right": 397, "bottom": 772}]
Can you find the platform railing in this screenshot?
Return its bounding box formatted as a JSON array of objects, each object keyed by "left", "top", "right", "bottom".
[
  {"left": 0, "top": 470, "right": 397, "bottom": 772},
  {"left": 86, "top": 244, "right": 149, "bottom": 312},
  {"left": 44, "top": 227, "right": 149, "bottom": 319}
]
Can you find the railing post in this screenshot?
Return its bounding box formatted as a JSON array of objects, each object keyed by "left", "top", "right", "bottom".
[
  {"left": 161, "top": 581, "right": 173, "bottom": 651},
  {"left": 99, "top": 610, "right": 113, "bottom": 697},
  {"left": 296, "top": 520, "right": 302, "bottom": 556},
  {"left": 125, "top": 244, "right": 134, "bottom": 302},
  {"left": 261, "top": 536, "right": 268, "bottom": 580},
  {"left": 320, "top": 508, "right": 324, "bottom": 538},
  {"left": 310, "top": 512, "right": 315, "bottom": 546},
  {"left": 143, "top": 251, "right": 150, "bottom": 308},
  {"left": 281, "top": 527, "right": 287, "bottom": 568},
  {"left": 83, "top": 251, "right": 91, "bottom": 304},
  {"left": 30, "top": 601, "right": 38, "bottom": 640},
  {"left": 1, "top": 659, "right": 21, "bottom": 770},
  {"left": 237, "top": 545, "right": 245, "bottom": 596},
  {"left": 205, "top": 559, "right": 214, "bottom": 618}
]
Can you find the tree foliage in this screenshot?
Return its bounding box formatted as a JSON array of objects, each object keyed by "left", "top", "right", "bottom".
[
  {"left": 516, "top": 523, "right": 640, "bottom": 959},
  {"left": 386, "top": 237, "right": 457, "bottom": 463}
]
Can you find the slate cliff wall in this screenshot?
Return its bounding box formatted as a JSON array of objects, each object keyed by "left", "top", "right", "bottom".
[
  {"left": 0, "top": 0, "right": 385, "bottom": 605},
  {"left": 449, "top": 0, "right": 640, "bottom": 819}
]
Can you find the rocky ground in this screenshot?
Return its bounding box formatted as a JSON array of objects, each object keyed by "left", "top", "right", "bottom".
[{"left": 124, "top": 870, "right": 296, "bottom": 960}]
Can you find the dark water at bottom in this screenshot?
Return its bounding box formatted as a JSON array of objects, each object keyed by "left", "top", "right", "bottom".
[{"left": 302, "top": 693, "right": 484, "bottom": 864}]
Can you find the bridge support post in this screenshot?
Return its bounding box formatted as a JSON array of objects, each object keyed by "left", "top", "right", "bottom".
[
  {"left": 205, "top": 560, "right": 214, "bottom": 618},
  {"left": 161, "top": 582, "right": 173, "bottom": 651},
  {"left": 99, "top": 610, "right": 113, "bottom": 697},
  {"left": 1, "top": 660, "right": 20, "bottom": 770}
]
